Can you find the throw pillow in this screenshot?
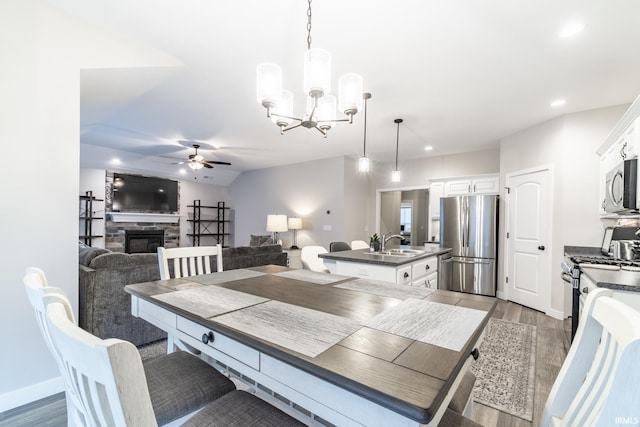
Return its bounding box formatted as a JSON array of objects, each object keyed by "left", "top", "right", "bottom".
[{"left": 249, "top": 234, "right": 272, "bottom": 247}]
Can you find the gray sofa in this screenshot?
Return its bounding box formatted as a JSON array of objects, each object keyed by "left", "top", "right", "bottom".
[{"left": 79, "top": 244, "right": 288, "bottom": 346}]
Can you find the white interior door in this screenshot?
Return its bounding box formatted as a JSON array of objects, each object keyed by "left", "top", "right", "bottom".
[{"left": 506, "top": 168, "right": 551, "bottom": 312}]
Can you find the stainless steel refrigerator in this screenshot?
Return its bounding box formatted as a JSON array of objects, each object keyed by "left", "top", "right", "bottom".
[{"left": 439, "top": 194, "right": 498, "bottom": 296}]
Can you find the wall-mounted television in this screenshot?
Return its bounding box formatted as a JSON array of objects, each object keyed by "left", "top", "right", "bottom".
[{"left": 111, "top": 173, "right": 178, "bottom": 213}]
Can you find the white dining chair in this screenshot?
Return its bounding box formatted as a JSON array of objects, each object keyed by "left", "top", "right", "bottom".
[
  {"left": 300, "top": 246, "right": 330, "bottom": 273},
  {"left": 541, "top": 288, "right": 640, "bottom": 427},
  {"left": 24, "top": 267, "right": 241, "bottom": 427},
  {"left": 158, "top": 245, "right": 223, "bottom": 280},
  {"left": 351, "top": 240, "right": 370, "bottom": 250},
  {"left": 44, "top": 296, "right": 304, "bottom": 427},
  {"left": 24, "top": 268, "right": 85, "bottom": 427}
]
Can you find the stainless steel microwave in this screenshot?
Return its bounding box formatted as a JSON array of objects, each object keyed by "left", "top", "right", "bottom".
[{"left": 604, "top": 158, "right": 638, "bottom": 213}]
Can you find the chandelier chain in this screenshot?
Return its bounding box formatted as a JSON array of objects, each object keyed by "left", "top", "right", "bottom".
[{"left": 306, "top": 0, "right": 312, "bottom": 50}]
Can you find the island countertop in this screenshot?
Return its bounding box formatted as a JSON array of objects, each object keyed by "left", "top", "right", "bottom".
[{"left": 319, "top": 245, "right": 451, "bottom": 266}]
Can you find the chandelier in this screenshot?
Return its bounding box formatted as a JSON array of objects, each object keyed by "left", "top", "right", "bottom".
[{"left": 256, "top": 0, "right": 364, "bottom": 137}]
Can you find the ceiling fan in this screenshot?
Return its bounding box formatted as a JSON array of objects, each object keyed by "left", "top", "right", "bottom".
[{"left": 176, "top": 144, "right": 231, "bottom": 170}]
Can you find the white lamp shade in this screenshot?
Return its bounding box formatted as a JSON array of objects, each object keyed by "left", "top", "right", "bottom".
[
  {"left": 266, "top": 214, "right": 288, "bottom": 232},
  {"left": 391, "top": 169, "right": 401, "bottom": 183},
  {"left": 317, "top": 94, "right": 336, "bottom": 128},
  {"left": 304, "top": 48, "right": 331, "bottom": 96},
  {"left": 287, "top": 217, "right": 303, "bottom": 230},
  {"left": 358, "top": 156, "right": 370, "bottom": 172},
  {"left": 271, "top": 90, "right": 294, "bottom": 126},
  {"left": 256, "top": 63, "right": 282, "bottom": 108},
  {"left": 338, "top": 73, "right": 363, "bottom": 116}
]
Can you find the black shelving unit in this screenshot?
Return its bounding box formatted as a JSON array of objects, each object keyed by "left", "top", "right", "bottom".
[
  {"left": 186, "top": 200, "right": 231, "bottom": 247},
  {"left": 79, "top": 190, "right": 104, "bottom": 246}
]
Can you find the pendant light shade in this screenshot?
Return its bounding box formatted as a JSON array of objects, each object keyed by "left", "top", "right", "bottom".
[
  {"left": 256, "top": 63, "right": 282, "bottom": 110},
  {"left": 391, "top": 118, "right": 403, "bottom": 182},
  {"left": 339, "top": 74, "right": 364, "bottom": 116},
  {"left": 358, "top": 93, "right": 372, "bottom": 173},
  {"left": 359, "top": 156, "right": 370, "bottom": 172},
  {"left": 304, "top": 48, "right": 332, "bottom": 97},
  {"left": 271, "top": 90, "right": 294, "bottom": 127}
]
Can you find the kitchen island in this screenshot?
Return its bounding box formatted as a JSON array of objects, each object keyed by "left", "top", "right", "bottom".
[
  {"left": 319, "top": 246, "right": 451, "bottom": 288},
  {"left": 125, "top": 264, "right": 495, "bottom": 426}
]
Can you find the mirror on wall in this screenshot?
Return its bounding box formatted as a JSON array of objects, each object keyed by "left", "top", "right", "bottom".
[{"left": 378, "top": 188, "right": 429, "bottom": 246}]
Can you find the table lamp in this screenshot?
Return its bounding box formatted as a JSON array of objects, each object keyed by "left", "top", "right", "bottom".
[
  {"left": 287, "top": 217, "right": 302, "bottom": 249},
  {"left": 266, "top": 214, "right": 288, "bottom": 244}
]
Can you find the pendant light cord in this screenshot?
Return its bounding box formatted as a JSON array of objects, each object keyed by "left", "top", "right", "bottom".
[
  {"left": 363, "top": 95, "right": 369, "bottom": 156},
  {"left": 394, "top": 118, "right": 403, "bottom": 170},
  {"left": 306, "top": 0, "right": 313, "bottom": 50}
]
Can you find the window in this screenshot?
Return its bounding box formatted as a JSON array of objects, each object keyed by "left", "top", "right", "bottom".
[{"left": 400, "top": 203, "right": 412, "bottom": 233}]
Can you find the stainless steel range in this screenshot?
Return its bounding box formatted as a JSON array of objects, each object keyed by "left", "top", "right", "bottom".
[{"left": 563, "top": 240, "right": 640, "bottom": 341}]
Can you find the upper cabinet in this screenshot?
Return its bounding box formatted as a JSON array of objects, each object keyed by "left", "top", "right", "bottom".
[{"left": 444, "top": 175, "right": 500, "bottom": 196}]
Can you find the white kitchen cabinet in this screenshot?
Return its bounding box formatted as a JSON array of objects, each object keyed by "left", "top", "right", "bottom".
[
  {"left": 444, "top": 175, "right": 499, "bottom": 196},
  {"left": 332, "top": 255, "right": 439, "bottom": 286}
]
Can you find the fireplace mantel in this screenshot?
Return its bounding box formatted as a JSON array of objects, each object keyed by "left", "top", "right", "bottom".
[{"left": 108, "top": 212, "right": 181, "bottom": 223}]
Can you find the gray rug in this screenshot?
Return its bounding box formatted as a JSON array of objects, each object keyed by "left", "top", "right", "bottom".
[
  {"left": 138, "top": 339, "right": 167, "bottom": 361},
  {"left": 470, "top": 318, "right": 537, "bottom": 421}
]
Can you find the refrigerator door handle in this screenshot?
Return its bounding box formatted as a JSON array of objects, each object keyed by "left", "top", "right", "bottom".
[{"left": 453, "top": 258, "right": 491, "bottom": 264}]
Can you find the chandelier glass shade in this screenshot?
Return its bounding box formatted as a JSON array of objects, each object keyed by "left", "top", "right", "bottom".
[{"left": 256, "top": 0, "right": 363, "bottom": 137}]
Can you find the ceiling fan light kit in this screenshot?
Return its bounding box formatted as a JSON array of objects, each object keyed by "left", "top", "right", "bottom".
[
  {"left": 256, "top": 0, "right": 364, "bottom": 137},
  {"left": 179, "top": 144, "right": 231, "bottom": 171}
]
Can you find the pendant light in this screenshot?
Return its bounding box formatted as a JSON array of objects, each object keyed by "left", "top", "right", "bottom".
[
  {"left": 358, "top": 93, "right": 372, "bottom": 172},
  {"left": 391, "top": 118, "right": 403, "bottom": 182},
  {"left": 256, "top": 0, "right": 364, "bottom": 137}
]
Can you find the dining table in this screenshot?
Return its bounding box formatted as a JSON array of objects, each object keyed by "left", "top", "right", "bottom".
[{"left": 125, "top": 264, "right": 496, "bottom": 426}]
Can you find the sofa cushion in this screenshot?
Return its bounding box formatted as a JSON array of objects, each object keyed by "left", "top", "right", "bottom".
[
  {"left": 79, "top": 245, "right": 110, "bottom": 267},
  {"left": 89, "top": 252, "right": 158, "bottom": 269},
  {"left": 249, "top": 234, "right": 273, "bottom": 247}
]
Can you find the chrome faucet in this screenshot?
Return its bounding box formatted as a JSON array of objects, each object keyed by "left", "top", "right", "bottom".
[{"left": 381, "top": 232, "right": 403, "bottom": 252}]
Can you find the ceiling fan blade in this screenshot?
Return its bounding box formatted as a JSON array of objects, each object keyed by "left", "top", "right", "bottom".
[
  {"left": 203, "top": 163, "right": 214, "bottom": 169},
  {"left": 203, "top": 160, "right": 232, "bottom": 165}
]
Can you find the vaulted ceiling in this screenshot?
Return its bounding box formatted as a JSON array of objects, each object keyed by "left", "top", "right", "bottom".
[{"left": 52, "top": 0, "right": 640, "bottom": 186}]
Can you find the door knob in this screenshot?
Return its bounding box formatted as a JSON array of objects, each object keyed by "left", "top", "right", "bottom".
[{"left": 538, "top": 245, "right": 545, "bottom": 251}]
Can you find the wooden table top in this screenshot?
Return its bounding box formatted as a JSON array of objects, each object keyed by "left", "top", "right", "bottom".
[{"left": 125, "top": 264, "right": 496, "bottom": 423}]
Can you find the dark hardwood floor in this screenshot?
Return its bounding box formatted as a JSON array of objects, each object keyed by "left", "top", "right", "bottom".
[{"left": 0, "top": 299, "right": 571, "bottom": 427}]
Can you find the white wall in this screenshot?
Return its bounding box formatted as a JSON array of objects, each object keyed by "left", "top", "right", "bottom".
[
  {"left": 230, "top": 157, "right": 359, "bottom": 250},
  {"left": 0, "top": 2, "right": 179, "bottom": 411},
  {"left": 499, "top": 104, "right": 628, "bottom": 317}
]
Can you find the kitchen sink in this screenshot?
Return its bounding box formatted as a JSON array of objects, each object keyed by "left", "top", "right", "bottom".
[{"left": 364, "top": 248, "right": 426, "bottom": 258}]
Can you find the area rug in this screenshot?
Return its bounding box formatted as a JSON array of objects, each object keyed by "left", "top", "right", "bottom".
[
  {"left": 470, "top": 318, "right": 537, "bottom": 421},
  {"left": 137, "top": 339, "right": 167, "bottom": 361}
]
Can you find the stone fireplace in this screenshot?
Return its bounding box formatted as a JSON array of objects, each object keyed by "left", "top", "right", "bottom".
[{"left": 125, "top": 229, "right": 165, "bottom": 254}]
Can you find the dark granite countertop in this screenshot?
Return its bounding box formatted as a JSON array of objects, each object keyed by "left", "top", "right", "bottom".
[
  {"left": 319, "top": 246, "right": 451, "bottom": 266},
  {"left": 580, "top": 267, "right": 640, "bottom": 293}
]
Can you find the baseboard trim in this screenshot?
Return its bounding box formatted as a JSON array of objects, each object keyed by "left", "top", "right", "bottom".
[
  {"left": 496, "top": 290, "right": 506, "bottom": 300},
  {"left": 545, "top": 308, "right": 566, "bottom": 320},
  {"left": 0, "top": 376, "right": 63, "bottom": 413}
]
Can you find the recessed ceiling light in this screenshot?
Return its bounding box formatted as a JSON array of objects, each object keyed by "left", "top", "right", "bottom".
[
  {"left": 110, "top": 158, "right": 122, "bottom": 164},
  {"left": 559, "top": 21, "right": 584, "bottom": 38},
  {"left": 424, "top": 146, "right": 433, "bottom": 151},
  {"left": 179, "top": 169, "right": 187, "bottom": 174},
  {"left": 551, "top": 99, "right": 567, "bottom": 107}
]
